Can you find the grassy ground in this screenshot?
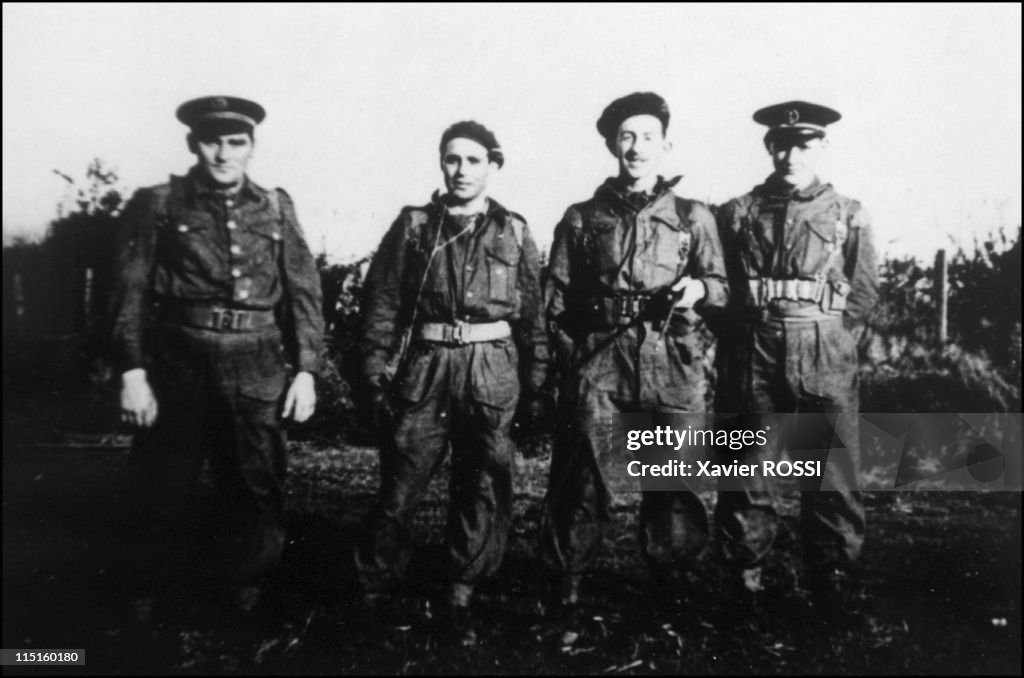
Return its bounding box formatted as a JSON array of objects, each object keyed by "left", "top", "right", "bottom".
[{"left": 3, "top": 426, "right": 1021, "bottom": 675}]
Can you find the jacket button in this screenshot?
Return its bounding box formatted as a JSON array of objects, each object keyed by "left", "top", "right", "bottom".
[
  {"left": 237, "top": 290, "right": 250, "bottom": 300},
  {"left": 225, "top": 198, "right": 234, "bottom": 208},
  {"left": 177, "top": 224, "right": 189, "bottom": 233},
  {"left": 230, "top": 245, "right": 241, "bottom": 255},
  {"left": 231, "top": 267, "right": 242, "bottom": 278},
  {"left": 227, "top": 220, "right": 237, "bottom": 230},
  {"left": 466, "top": 292, "right": 474, "bottom": 298}
]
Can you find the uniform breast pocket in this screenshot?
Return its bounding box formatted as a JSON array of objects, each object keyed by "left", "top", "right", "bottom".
[
  {"left": 240, "top": 221, "right": 283, "bottom": 266},
  {"left": 798, "top": 217, "right": 838, "bottom": 276},
  {"left": 648, "top": 217, "right": 689, "bottom": 281},
  {"left": 158, "top": 220, "right": 217, "bottom": 276},
  {"left": 585, "top": 220, "right": 622, "bottom": 274},
  {"left": 485, "top": 245, "right": 519, "bottom": 304}
]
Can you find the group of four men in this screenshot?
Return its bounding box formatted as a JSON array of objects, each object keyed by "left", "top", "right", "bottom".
[{"left": 112, "top": 92, "right": 877, "bottom": 645}]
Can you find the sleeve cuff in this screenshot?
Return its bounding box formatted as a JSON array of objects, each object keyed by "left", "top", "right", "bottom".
[
  {"left": 699, "top": 278, "right": 729, "bottom": 310},
  {"left": 297, "top": 349, "right": 322, "bottom": 375}
]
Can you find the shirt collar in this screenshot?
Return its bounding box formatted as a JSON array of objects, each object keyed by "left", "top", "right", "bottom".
[
  {"left": 430, "top": 190, "right": 504, "bottom": 218},
  {"left": 599, "top": 175, "right": 681, "bottom": 209},
  {"left": 187, "top": 165, "right": 261, "bottom": 203},
  {"left": 759, "top": 174, "right": 828, "bottom": 201}
]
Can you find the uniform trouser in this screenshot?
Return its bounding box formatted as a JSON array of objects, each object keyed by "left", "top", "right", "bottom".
[
  {"left": 714, "top": 315, "right": 865, "bottom": 570},
  {"left": 354, "top": 339, "right": 520, "bottom": 600},
  {"left": 541, "top": 324, "right": 712, "bottom": 578},
  {"left": 129, "top": 323, "right": 289, "bottom": 586}
]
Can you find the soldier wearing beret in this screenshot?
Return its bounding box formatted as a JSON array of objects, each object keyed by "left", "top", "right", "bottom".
[
  {"left": 355, "top": 120, "right": 550, "bottom": 646},
  {"left": 714, "top": 101, "right": 878, "bottom": 617},
  {"left": 541, "top": 92, "right": 729, "bottom": 635},
  {"left": 111, "top": 96, "right": 324, "bottom": 610}
]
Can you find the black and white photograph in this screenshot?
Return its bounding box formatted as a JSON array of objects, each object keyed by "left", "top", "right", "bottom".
[{"left": 3, "top": 3, "right": 1021, "bottom": 674}]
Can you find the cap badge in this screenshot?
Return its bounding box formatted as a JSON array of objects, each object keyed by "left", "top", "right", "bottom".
[
  {"left": 212, "top": 97, "right": 228, "bottom": 110},
  {"left": 786, "top": 108, "right": 800, "bottom": 125}
]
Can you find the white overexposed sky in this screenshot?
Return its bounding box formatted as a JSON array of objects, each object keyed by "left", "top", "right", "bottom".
[{"left": 3, "top": 3, "right": 1021, "bottom": 262}]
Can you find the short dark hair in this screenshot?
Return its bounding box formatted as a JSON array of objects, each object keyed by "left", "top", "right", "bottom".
[{"left": 439, "top": 120, "right": 504, "bottom": 168}]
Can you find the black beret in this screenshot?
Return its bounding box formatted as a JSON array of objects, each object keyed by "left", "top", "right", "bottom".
[
  {"left": 596, "top": 92, "right": 670, "bottom": 140},
  {"left": 439, "top": 120, "right": 504, "bottom": 168},
  {"left": 176, "top": 96, "right": 266, "bottom": 135},
  {"left": 754, "top": 100, "right": 840, "bottom": 141}
]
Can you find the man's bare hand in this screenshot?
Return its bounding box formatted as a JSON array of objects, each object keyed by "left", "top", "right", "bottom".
[
  {"left": 282, "top": 371, "right": 316, "bottom": 423},
  {"left": 121, "top": 368, "right": 158, "bottom": 428},
  {"left": 672, "top": 277, "right": 707, "bottom": 309}
]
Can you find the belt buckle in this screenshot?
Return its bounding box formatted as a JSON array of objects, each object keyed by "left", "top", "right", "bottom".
[
  {"left": 615, "top": 296, "right": 640, "bottom": 324},
  {"left": 211, "top": 308, "right": 248, "bottom": 330},
  {"left": 451, "top": 320, "right": 468, "bottom": 345},
  {"left": 209, "top": 309, "right": 231, "bottom": 330}
]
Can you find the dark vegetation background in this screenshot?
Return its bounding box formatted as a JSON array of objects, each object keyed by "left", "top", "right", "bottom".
[{"left": 3, "top": 162, "right": 1021, "bottom": 674}]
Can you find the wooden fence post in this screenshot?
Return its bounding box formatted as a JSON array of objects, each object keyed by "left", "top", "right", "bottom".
[{"left": 935, "top": 249, "right": 948, "bottom": 345}]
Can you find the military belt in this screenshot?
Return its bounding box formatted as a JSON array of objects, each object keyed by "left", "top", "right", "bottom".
[
  {"left": 748, "top": 277, "right": 826, "bottom": 306},
  {"left": 162, "top": 304, "right": 278, "bottom": 332},
  {"left": 746, "top": 277, "right": 850, "bottom": 320},
  {"left": 764, "top": 306, "right": 841, "bottom": 321},
  {"left": 589, "top": 293, "right": 655, "bottom": 326},
  {"left": 417, "top": 320, "right": 511, "bottom": 345}
]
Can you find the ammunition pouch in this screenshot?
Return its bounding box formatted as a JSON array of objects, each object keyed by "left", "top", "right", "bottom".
[{"left": 746, "top": 277, "right": 850, "bottom": 318}]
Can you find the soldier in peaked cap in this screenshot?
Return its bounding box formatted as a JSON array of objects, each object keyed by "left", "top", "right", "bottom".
[
  {"left": 752, "top": 100, "right": 842, "bottom": 140},
  {"left": 176, "top": 95, "right": 267, "bottom": 134},
  {"left": 713, "top": 100, "right": 878, "bottom": 620},
  {"left": 110, "top": 96, "right": 324, "bottom": 612},
  {"left": 540, "top": 91, "right": 729, "bottom": 640},
  {"left": 355, "top": 120, "right": 550, "bottom": 646}
]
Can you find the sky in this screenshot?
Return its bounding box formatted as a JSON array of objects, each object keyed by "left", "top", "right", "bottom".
[{"left": 3, "top": 3, "right": 1021, "bottom": 263}]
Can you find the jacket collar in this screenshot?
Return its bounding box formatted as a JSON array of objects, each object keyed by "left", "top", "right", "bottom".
[
  {"left": 185, "top": 165, "right": 264, "bottom": 204},
  {"left": 756, "top": 174, "right": 831, "bottom": 202},
  {"left": 596, "top": 175, "right": 681, "bottom": 210},
  {"left": 429, "top": 190, "right": 508, "bottom": 221}
]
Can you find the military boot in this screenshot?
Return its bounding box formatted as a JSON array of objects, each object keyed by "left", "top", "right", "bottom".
[{"left": 438, "top": 583, "right": 478, "bottom": 647}]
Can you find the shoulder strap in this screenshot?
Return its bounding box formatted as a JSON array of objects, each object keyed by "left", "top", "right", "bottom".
[
  {"left": 403, "top": 206, "right": 433, "bottom": 253},
  {"left": 674, "top": 196, "right": 694, "bottom": 265},
  {"left": 150, "top": 175, "right": 183, "bottom": 219},
  {"left": 834, "top": 198, "right": 849, "bottom": 247},
  {"left": 267, "top": 187, "right": 283, "bottom": 223},
  {"left": 817, "top": 199, "right": 851, "bottom": 280},
  {"left": 507, "top": 214, "right": 525, "bottom": 248}
]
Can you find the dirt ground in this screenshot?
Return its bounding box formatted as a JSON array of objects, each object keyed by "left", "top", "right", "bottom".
[{"left": 3, "top": 424, "right": 1021, "bottom": 675}]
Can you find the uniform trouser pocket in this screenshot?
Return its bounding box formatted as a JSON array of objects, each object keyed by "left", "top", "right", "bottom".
[
  {"left": 132, "top": 326, "right": 289, "bottom": 585},
  {"left": 357, "top": 341, "right": 520, "bottom": 591}
]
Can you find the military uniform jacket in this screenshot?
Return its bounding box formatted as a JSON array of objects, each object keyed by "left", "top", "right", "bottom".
[
  {"left": 717, "top": 176, "right": 878, "bottom": 324},
  {"left": 359, "top": 195, "right": 550, "bottom": 392},
  {"left": 110, "top": 166, "right": 325, "bottom": 374},
  {"left": 545, "top": 177, "right": 729, "bottom": 370}
]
